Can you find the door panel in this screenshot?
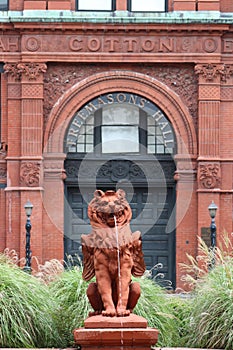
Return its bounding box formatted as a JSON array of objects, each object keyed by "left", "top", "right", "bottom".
[{"left": 64, "top": 185, "right": 175, "bottom": 286}]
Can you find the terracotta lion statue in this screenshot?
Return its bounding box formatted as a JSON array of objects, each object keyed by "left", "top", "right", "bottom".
[{"left": 81, "top": 189, "right": 146, "bottom": 317}]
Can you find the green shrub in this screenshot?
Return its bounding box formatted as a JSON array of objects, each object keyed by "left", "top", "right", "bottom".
[{"left": 0, "top": 256, "right": 62, "bottom": 348}]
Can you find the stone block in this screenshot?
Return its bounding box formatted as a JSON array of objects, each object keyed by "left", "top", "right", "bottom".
[{"left": 74, "top": 314, "right": 159, "bottom": 350}]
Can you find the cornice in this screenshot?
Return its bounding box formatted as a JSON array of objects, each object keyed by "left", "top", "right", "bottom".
[
  {"left": 11, "top": 23, "right": 231, "bottom": 34},
  {"left": 0, "top": 10, "right": 232, "bottom": 27}
]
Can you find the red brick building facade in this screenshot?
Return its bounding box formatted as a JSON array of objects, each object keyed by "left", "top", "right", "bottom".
[{"left": 0, "top": 0, "right": 233, "bottom": 289}]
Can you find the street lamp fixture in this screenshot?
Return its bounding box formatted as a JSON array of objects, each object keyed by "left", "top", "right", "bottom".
[
  {"left": 208, "top": 200, "right": 218, "bottom": 268},
  {"left": 23, "top": 200, "right": 33, "bottom": 273}
]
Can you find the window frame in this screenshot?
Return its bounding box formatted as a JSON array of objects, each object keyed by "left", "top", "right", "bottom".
[
  {"left": 127, "top": 0, "right": 167, "bottom": 12},
  {"left": 76, "top": 0, "right": 116, "bottom": 11}
]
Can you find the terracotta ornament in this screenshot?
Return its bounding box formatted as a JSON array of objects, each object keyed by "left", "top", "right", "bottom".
[{"left": 81, "top": 189, "right": 146, "bottom": 317}]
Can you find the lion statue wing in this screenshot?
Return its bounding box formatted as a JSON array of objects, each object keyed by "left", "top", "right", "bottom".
[
  {"left": 131, "top": 231, "right": 146, "bottom": 277},
  {"left": 81, "top": 236, "right": 95, "bottom": 281}
]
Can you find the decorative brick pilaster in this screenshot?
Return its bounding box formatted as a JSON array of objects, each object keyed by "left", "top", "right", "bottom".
[
  {"left": 19, "top": 62, "right": 47, "bottom": 157},
  {"left": 195, "top": 63, "right": 223, "bottom": 159},
  {"left": 42, "top": 153, "right": 66, "bottom": 262},
  {"left": 4, "top": 62, "right": 47, "bottom": 263},
  {"left": 194, "top": 63, "right": 233, "bottom": 250}
]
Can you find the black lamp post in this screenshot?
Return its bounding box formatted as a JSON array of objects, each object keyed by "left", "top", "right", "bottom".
[
  {"left": 208, "top": 200, "right": 218, "bottom": 268},
  {"left": 23, "top": 200, "right": 33, "bottom": 274}
]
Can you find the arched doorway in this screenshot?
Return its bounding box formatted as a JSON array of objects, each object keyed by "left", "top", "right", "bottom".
[{"left": 63, "top": 92, "right": 177, "bottom": 286}]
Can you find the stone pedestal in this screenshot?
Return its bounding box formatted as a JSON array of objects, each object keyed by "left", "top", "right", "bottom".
[{"left": 73, "top": 314, "right": 159, "bottom": 350}]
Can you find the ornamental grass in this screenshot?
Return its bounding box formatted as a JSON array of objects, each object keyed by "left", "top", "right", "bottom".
[
  {"left": 0, "top": 251, "right": 62, "bottom": 348},
  {"left": 181, "top": 232, "right": 233, "bottom": 349}
]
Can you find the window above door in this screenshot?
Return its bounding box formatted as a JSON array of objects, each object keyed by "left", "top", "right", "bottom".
[{"left": 65, "top": 93, "right": 176, "bottom": 156}]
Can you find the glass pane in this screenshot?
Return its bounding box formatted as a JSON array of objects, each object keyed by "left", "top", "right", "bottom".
[
  {"left": 148, "top": 145, "right": 155, "bottom": 154},
  {"left": 102, "top": 105, "right": 139, "bottom": 125},
  {"left": 102, "top": 126, "right": 139, "bottom": 153},
  {"left": 86, "top": 144, "right": 94, "bottom": 153},
  {"left": 86, "top": 135, "right": 93, "bottom": 143},
  {"left": 78, "top": 0, "right": 112, "bottom": 10},
  {"left": 148, "top": 135, "right": 155, "bottom": 144},
  {"left": 148, "top": 126, "right": 155, "bottom": 135},
  {"left": 131, "top": 0, "right": 165, "bottom": 11},
  {"left": 69, "top": 145, "right": 77, "bottom": 153},
  {"left": 156, "top": 145, "right": 165, "bottom": 153},
  {"left": 0, "top": 0, "right": 8, "bottom": 10},
  {"left": 77, "top": 144, "right": 85, "bottom": 152},
  {"left": 78, "top": 135, "right": 85, "bottom": 143}
]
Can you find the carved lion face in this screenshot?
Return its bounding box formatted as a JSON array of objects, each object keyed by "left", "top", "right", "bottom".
[{"left": 88, "top": 189, "right": 132, "bottom": 228}]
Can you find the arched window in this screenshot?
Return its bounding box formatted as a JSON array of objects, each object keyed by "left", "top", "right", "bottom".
[{"left": 65, "top": 93, "right": 175, "bottom": 155}]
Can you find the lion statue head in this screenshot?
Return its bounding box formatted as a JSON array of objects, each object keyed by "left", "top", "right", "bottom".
[{"left": 87, "top": 189, "right": 132, "bottom": 228}]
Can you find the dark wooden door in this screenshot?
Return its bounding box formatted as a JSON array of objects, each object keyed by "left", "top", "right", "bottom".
[{"left": 64, "top": 180, "right": 175, "bottom": 286}]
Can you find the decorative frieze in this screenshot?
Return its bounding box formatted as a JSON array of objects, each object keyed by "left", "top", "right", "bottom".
[
  {"left": 20, "top": 162, "right": 40, "bottom": 187},
  {"left": 199, "top": 162, "right": 220, "bottom": 189},
  {"left": 44, "top": 64, "right": 198, "bottom": 126},
  {"left": 65, "top": 159, "right": 176, "bottom": 185}
]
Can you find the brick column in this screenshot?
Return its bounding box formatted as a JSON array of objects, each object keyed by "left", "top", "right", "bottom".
[
  {"left": 219, "top": 64, "right": 233, "bottom": 239},
  {"left": 43, "top": 152, "right": 66, "bottom": 262},
  {"left": 4, "top": 63, "right": 22, "bottom": 253},
  {"left": 195, "top": 64, "right": 222, "bottom": 248},
  {"left": 174, "top": 156, "right": 197, "bottom": 290},
  {"left": 4, "top": 62, "right": 46, "bottom": 266},
  {"left": 19, "top": 62, "right": 46, "bottom": 265}
]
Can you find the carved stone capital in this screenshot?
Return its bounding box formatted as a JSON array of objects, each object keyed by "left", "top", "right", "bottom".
[
  {"left": 4, "top": 63, "right": 21, "bottom": 81},
  {"left": 17, "top": 62, "right": 47, "bottom": 80},
  {"left": 221, "top": 65, "right": 233, "bottom": 82},
  {"left": 20, "top": 161, "right": 40, "bottom": 187},
  {"left": 195, "top": 63, "right": 225, "bottom": 82},
  {"left": 198, "top": 162, "right": 220, "bottom": 189},
  {"left": 195, "top": 63, "right": 233, "bottom": 83},
  {"left": 4, "top": 62, "right": 47, "bottom": 81}
]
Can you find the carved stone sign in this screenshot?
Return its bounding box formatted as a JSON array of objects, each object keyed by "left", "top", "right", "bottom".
[
  {"left": 22, "top": 35, "right": 223, "bottom": 54},
  {"left": 0, "top": 36, "right": 19, "bottom": 52}
]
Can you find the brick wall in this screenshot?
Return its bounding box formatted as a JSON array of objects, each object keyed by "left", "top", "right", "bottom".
[{"left": 8, "top": 0, "right": 225, "bottom": 11}]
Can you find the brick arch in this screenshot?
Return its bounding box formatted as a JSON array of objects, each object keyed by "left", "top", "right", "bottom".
[{"left": 44, "top": 71, "right": 197, "bottom": 157}]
